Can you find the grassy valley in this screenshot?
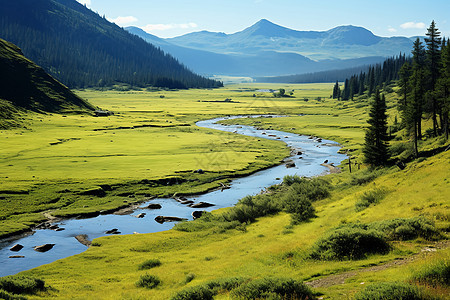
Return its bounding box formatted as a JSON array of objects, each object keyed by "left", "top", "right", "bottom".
[{"left": 0, "top": 84, "right": 448, "bottom": 299}]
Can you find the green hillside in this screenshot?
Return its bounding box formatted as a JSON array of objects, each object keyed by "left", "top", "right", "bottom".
[{"left": 0, "top": 38, "right": 94, "bottom": 128}]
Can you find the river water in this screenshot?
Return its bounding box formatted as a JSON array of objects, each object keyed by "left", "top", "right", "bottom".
[{"left": 0, "top": 115, "right": 347, "bottom": 277}]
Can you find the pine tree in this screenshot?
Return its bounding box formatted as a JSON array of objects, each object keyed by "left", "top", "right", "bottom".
[
  {"left": 409, "top": 38, "right": 427, "bottom": 141},
  {"left": 425, "top": 21, "right": 442, "bottom": 135},
  {"left": 363, "top": 90, "right": 390, "bottom": 166},
  {"left": 332, "top": 80, "right": 340, "bottom": 99},
  {"left": 436, "top": 38, "right": 450, "bottom": 139}
]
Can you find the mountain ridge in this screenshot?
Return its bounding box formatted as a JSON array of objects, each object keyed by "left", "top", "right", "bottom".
[{"left": 166, "top": 19, "right": 415, "bottom": 61}]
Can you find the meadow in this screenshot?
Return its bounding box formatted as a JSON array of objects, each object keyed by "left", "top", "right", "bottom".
[
  {"left": 0, "top": 83, "right": 335, "bottom": 237},
  {"left": 1, "top": 83, "right": 449, "bottom": 299}
]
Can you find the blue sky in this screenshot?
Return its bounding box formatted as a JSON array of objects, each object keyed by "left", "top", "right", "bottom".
[{"left": 77, "top": 0, "right": 449, "bottom": 38}]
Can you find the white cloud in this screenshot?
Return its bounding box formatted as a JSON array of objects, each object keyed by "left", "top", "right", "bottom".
[
  {"left": 109, "top": 16, "right": 138, "bottom": 26},
  {"left": 388, "top": 27, "right": 397, "bottom": 33},
  {"left": 142, "top": 22, "right": 198, "bottom": 32},
  {"left": 76, "top": 0, "right": 91, "bottom": 6},
  {"left": 400, "top": 22, "right": 426, "bottom": 29}
]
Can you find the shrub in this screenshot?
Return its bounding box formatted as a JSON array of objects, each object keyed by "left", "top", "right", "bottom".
[
  {"left": 223, "top": 195, "right": 280, "bottom": 223},
  {"left": 204, "top": 277, "right": 248, "bottom": 293},
  {"left": 283, "top": 193, "right": 315, "bottom": 224},
  {"left": 0, "top": 289, "right": 26, "bottom": 300},
  {"left": 354, "top": 282, "right": 427, "bottom": 300},
  {"left": 135, "top": 274, "right": 161, "bottom": 289},
  {"left": 170, "top": 285, "right": 214, "bottom": 300},
  {"left": 138, "top": 259, "right": 161, "bottom": 270},
  {"left": 389, "top": 142, "right": 411, "bottom": 157},
  {"left": 370, "top": 217, "right": 441, "bottom": 241},
  {"left": 349, "top": 169, "right": 382, "bottom": 185},
  {"left": 309, "top": 225, "right": 390, "bottom": 260},
  {"left": 0, "top": 276, "right": 45, "bottom": 295},
  {"left": 184, "top": 273, "right": 195, "bottom": 284},
  {"left": 412, "top": 259, "right": 450, "bottom": 286},
  {"left": 283, "top": 176, "right": 330, "bottom": 201},
  {"left": 230, "top": 277, "right": 313, "bottom": 299},
  {"left": 355, "top": 188, "right": 388, "bottom": 211}
]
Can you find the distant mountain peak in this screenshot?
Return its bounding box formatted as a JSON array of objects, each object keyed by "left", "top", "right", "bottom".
[{"left": 325, "top": 25, "right": 381, "bottom": 46}]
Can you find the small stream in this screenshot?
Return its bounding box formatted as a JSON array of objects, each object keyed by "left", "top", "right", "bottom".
[{"left": 0, "top": 115, "right": 347, "bottom": 277}]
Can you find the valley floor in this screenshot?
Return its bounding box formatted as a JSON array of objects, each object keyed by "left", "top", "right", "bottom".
[{"left": 0, "top": 83, "right": 448, "bottom": 299}]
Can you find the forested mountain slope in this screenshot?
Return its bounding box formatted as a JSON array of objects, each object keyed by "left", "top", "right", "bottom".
[{"left": 0, "top": 0, "right": 221, "bottom": 89}]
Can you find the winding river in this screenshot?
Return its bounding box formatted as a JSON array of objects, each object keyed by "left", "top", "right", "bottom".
[{"left": 0, "top": 116, "right": 347, "bottom": 277}]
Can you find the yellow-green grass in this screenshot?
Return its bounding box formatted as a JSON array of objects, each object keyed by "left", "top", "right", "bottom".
[
  {"left": 1, "top": 84, "right": 338, "bottom": 237},
  {"left": 22, "top": 149, "right": 449, "bottom": 299},
  {"left": 2, "top": 83, "right": 448, "bottom": 299}
]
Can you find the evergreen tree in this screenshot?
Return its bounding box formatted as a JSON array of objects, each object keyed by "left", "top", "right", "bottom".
[
  {"left": 425, "top": 21, "right": 442, "bottom": 135},
  {"left": 397, "top": 62, "right": 411, "bottom": 108},
  {"left": 436, "top": 38, "right": 450, "bottom": 139},
  {"left": 363, "top": 90, "right": 390, "bottom": 166},
  {"left": 332, "top": 80, "right": 340, "bottom": 99}
]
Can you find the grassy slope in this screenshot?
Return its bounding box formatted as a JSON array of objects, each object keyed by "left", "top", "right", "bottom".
[
  {"left": 2, "top": 83, "right": 445, "bottom": 299},
  {"left": 24, "top": 150, "right": 449, "bottom": 299},
  {"left": 0, "top": 38, "right": 94, "bottom": 113}
]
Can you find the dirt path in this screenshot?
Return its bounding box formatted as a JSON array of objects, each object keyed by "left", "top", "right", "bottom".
[{"left": 305, "top": 240, "right": 449, "bottom": 288}]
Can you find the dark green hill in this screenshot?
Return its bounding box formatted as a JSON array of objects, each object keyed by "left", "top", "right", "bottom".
[
  {"left": 0, "top": 38, "right": 94, "bottom": 115},
  {"left": 0, "top": 0, "right": 221, "bottom": 89}
]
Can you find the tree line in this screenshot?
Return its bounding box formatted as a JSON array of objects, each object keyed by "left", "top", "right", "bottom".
[
  {"left": 335, "top": 21, "right": 449, "bottom": 166},
  {"left": 332, "top": 55, "right": 410, "bottom": 101}
]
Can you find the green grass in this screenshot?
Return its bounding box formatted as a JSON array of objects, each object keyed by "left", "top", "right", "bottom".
[{"left": 1, "top": 83, "right": 449, "bottom": 299}]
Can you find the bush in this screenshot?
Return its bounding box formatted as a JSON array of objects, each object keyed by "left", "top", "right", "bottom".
[
  {"left": 230, "top": 277, "right": 313, "bottom": 299},
  {"left": 349, "top": 169, "right": 382, "bottom": 185},
  {"left": 412, "top": 259, "right": 450, "bottom": 286},
  {"left": 184, "top": 273, "right": 195, "bottom": 284},
  {"left": 0, "top": 289, "right": 26, "bottom": 300},
  {"left": 135, "top": 274, "right": 161, "bottom": 289},
  {"left": 283, "top": 176, "right": 330, "bottom": 201},
  {"left": 309, "top": 225, "right": 390, "bottom": 260},
  {"left": 370, "top": 217, "right": 441, "bottom": 241},
  {"left": 354, "top": 282, "right": 427, "bottom": 300},
  {"left": 170, "top": 285, "right": 214, "bottom": 300},
  {"left": 355, "top": 188, "right": 388, "bottom": 211},
  {"left": 204, "top": 277, "right": 248, "bottom": 293},
  {"left": 283, "top": 193, "right": 315, "bottom": 224},
  {"left": 138, "top": 259, "right": 161, "bottom": 270},
  {"left": 0, "top": 276, "right": 45, "bottom": 295},
  {"left": 223, "top": 195, "right": 280, "bottom": 223}
]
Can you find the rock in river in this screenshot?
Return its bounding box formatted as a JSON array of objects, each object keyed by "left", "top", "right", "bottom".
[
  {"left": 189, "top": 202, "right": 215, "bottom": 208},
  {"left": 192, "top": 211, "right": 205, "bottom": 219},
  {"left": 147, "top": 203, "right": 162, "bottom": 209},
  {"left": 10, "top": 244, "right": 24, "bottom": 252},
  {"left": 34, "top": 244, "right": 55, "bottom": 252},
  {"left": 75, "top": 234, "right": 92, "bottom": 247},
  {"left": 154, "top": 216, "right": 187, "bottom": 224}
]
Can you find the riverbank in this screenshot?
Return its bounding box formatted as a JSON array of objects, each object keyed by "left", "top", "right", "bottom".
[
  {"left": 19, "top": 148, "right": 450, "bottom": 300},
  {"left": 0, "top": 115, "right": 346, "bottom": 277}
]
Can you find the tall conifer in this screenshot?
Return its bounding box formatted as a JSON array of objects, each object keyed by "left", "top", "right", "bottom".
[{"left": 363, "top": 90, "right": 389, "bottom": 166}]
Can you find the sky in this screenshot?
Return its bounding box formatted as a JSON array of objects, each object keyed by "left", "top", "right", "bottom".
[{"left": 76, "top": 0, "right": 450, "bottom": 39}]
